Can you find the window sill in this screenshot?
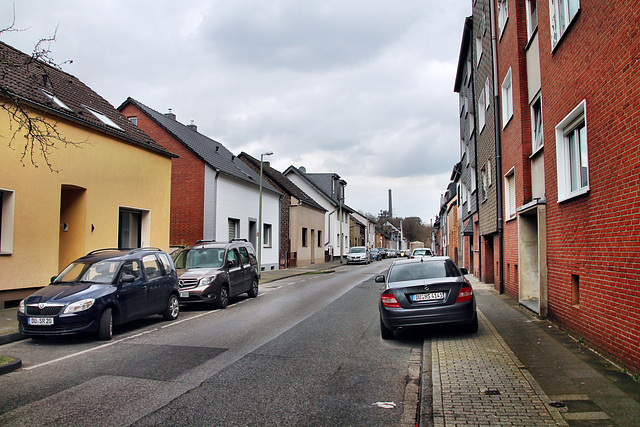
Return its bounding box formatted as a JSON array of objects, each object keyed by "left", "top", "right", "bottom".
[
  {"left": 0, "top": 251, "right": 12, "bottom": 256},
  {"left": 558, "top": 187, "right": 589, "bottom": 203},
  {"left": 529, "top": 145, "right": 544, "bottom": 159}
]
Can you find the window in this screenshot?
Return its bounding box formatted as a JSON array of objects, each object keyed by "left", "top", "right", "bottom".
[
  {"left": 302, "top": 227, "right": 308, "bottom": 247},
  {"left": 83, "top": 106, "right": 122, "bottom": 130},
  {"left": 504, "top": 170, "right": 516, "bottom": 220},
  {"left": 469, "top": 112, "right": 475, "bottom": 140},
  {"left": 556, "top": 100, "right": 588, "bottom": 201},
  {"left": 238, "top": 247, "right": 250, "bottom": 265},
  {"left": 142, "top": 254, "right": 162, "bottom": 280},
  {"left": 487, "top": 159, "right": 492, "bottom": 186},
  {"left": 318, "top": 230, "right": 322, "bottom": 247},
  {"left": 128, "top": 116, "right": 138, "bottom": 125},
  {"left": 497, "top": 0, "right": 509, "bottom": 36},
  {"left": 470, "top": 164, "right": 477, "bottom": 193},
  {"left": 475, "top": 31, "right": 483, "bottom": 65},
  {"left": 41, "top": 89, "right": 71, "bottom": 111},
  {"left": 478, "top": 88, "right": 486, "bottom": 132},
  {"left": 531, "top": 96, "right": 544, "bottom": 152},
  {"left": 0, "top": 189, "right": 15, "bottom": 254},
  {"left": 549, "top": 0, "right": 580, "bottom": 48},
  {"left": 228, "top": 218, "right": 239, "bottom": 240},
  {"left": 157, "top": 252, "right": 174, "bottom": 274},
  {"left": 119, "top": 209, "right": 141, "bottom": 249},
  {"left": 526, "top": 0, "right": 538, "bottom": 41},
  {"left": 480, "top": 167, "right": 488, "bottom": 202},
  {"left": 263, "top": 223, "right": 272, "bottom": 247},
  {"left": 501, "top": 68, "right": 513, "bottom": 127},
  {"left": 485, "top": 78, "right": 491, "bottom": 110}
]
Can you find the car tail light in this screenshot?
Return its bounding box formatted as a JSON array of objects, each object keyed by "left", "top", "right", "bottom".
[
  {"left": 381, "top": 293, "right": 401, "bottom": 308},
  {"left": 456, "top": 283, "right": 474, "bottom": 303}
]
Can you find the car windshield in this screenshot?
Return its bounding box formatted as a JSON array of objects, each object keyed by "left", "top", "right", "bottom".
[
  {"left": 174, "top": 248, "right": 225, "bottom": 269},
  {"left": 350, "top": 247, "right": 365, "bottom": 253},
  {"left": 388, "top": 260, "right": 460, "bottom": 283},
  {"left": 54, "top": 260, "right": 122, "bottom": 284}
]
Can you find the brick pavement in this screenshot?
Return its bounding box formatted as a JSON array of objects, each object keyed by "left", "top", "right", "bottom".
[{"left": 430, "top": 293, "right": 568, "bottom": 426}]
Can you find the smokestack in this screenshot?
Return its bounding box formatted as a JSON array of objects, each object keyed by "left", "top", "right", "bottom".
[
  {"left": 164, "top": 108, "right": 176, "bottom": 120},
  {"left": 388, "top": 189, "right": 393, "bottom": 218}
]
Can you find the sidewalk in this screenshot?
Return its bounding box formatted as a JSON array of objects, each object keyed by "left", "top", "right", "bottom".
[
  {"left": 0, "top": 259, "right": 348, "bottom": 345},
  {"left": 423, "top": 276, "right": 640, "bottom": 426}
]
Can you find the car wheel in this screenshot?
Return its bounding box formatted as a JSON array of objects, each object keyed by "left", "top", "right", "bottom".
[
  {"left": 217, "top": 285, "right": 229, "bottom": 309},
  {"left": 247, "top": 277, "right": 259, "bottom": 298},
  {"left": 468, "top": 313, "right": 479, "bottom": 333},
  {"left": 380, "top": 319, "right": 394, "bottom": 340},
  {"left": 97, "top": 308, "right": 113, "bottom": 341},
  {"left": 163, "top": 294, "right": 180, "bottom": 320}
]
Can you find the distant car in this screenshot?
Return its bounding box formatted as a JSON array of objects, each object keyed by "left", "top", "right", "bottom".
[
  {"left": 370, "top": 248, "right": 381, "bottom": 261},
  {"left": 410, "top": 248, "right": 433, "bottom": 258},
  {"left": 387, "top": 249, "right": 397, "bottom": 258},
  {"left": 377, "top": 256, "right": 477, "bottom": 339},
  {"left": 18, "top": 248, "right": 180, "bottom": 341},
  {"left": 172, "top": 239, "right": 260, "bottom": 309},
  {"left": 346, "top": 246, "right": 371, "bottom": 264},
  {"left": 376, "top": 248, "right": 387, "bottom": 259}
]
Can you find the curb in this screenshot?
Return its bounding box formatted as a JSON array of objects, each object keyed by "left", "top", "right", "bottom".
[
  {"left": 0, "top": 356, "right": 22, "bottom": 375},
  {"left": 0, "top": 332, "right": 25, "bottom": 346}
]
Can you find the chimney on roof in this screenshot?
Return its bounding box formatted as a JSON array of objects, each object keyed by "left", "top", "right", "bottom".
[
  {"left": 164, "top": 109, "right": 176, "bottom": 120},
  {"left": 187, "top": 120, "right": 197, "bottom": 132}
]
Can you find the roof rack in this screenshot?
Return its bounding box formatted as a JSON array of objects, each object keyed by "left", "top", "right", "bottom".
[
  {"left": 128, "top": 247, "right": 162, "bottom": 254},
  {"left": 195, "top": 240, "right": 216, "bottom": 245},
  {"left": 87, "top": 248, "right": 121, "bottom": 255},
  {"left": 230, "top": 238, "right": 248, "bottom": 242}
]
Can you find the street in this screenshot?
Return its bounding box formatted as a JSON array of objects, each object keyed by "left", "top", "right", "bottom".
[{"left": 0, "top": 260, "right": 423, "bottom": 426}]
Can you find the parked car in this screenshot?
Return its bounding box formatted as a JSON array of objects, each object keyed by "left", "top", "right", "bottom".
[
  {"left": 346, "top": 246, "right": 371, "bottom": 264},
  {"left": 410, "top": 248, "right": 433, "bottom": 258},
  {"left": 172, "top": 239, "right": 259, "bottom": 309},
  {"left": 370, "top": 248, "right": 381, "bottom": 261},
  {"left": 377, "top": 256, "right": 477, "bottom": 339},
  {"left": 387, "top": 249, "right": 397, "bottom": 258},
  {"left": 18, "top": 248, "right": 180, "bottom": 341}
]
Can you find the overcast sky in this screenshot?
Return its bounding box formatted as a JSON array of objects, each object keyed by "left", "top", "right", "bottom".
[{"left": 1, "top": 0, "right": 469, "bottom": 223}]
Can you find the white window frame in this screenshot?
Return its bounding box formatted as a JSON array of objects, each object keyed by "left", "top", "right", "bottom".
[
  {"left": 118, "top": 207, "right": 150, "bottom": 249},
  {"left": 531, "top": 95, "right": 544, "bottom": 153},
  {"left": 555, "top": 100, "right": 589, "bottom": 202},
  {"left": 41, "top": 89, "right": 72, "bottom": 111},
  {"left": 0, "top": 189, "right": 15, "bottom": 254},
  {"left": 526, "top": 0, "right": 538, "bottom": 41},
  {"left": 549, "top": 0, "right": 580, "bottom": 48},
  {"left": 478, "top": 88, "right": 486, "bottom": 132},
  {"left": 501, "top": 68, "right": 513, "bottom": 127},
  {"left": 485, "top": 78, "right": 491, "bottom": 110},
  {"left": 228, "top": 218, "right": 240, "bottom": 240},
  {"left": 263, "top": 223, "right": 272, "bottom": 247},
  {"left": 475, "top": 30, "right": 483, "bottom": 65},
  {"left": 83, "top": 105, "right": 123, "bottom": 130},
  {"left": 497, "top": 0, "right": 509, "bottom": 37},
  {"left": 481, "top": 167, "right": 488, "bottom": 202},
  {"left": 504, "top": 169, "right": 516, "bottom": 220},
  {"left": 487, "top": 159, "right": 492, "bottom": 186}
]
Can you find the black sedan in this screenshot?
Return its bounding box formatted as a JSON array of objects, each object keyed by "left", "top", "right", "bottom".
[
  {"left": 18, "top": 248, "right": 180, "bottom": 340},
  {"left": 377, "top": 256, "right": 477, "bottom": 339}
]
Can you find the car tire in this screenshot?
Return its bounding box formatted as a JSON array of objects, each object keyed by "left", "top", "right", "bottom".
[
  {"left": 380, "top": 319, "right": 394, "bottom": 340},
  {"left": 247, "top": 277, "right": 259, "bottom": 298},
  {"left": 97, "top": 308, "right": 113, "bottom": 341},
  {"left": 163, "top": 294, "right": 180, "bottom": 320},
  {"left": 217, "top": 285, "right": 229, "bottom": 309},
  {"left": 468, "top": 313, "right": 479, "bottom": 333}
]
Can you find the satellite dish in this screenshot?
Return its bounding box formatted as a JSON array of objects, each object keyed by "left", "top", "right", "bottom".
[{"left": 299, "top": 166, "right": 306, "bottom": 173}]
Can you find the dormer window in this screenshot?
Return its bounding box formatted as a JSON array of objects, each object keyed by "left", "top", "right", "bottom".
[
  {"left": 83, "top": 106, "right": 122, "bottom": 130},
  {"left": 41, "top": 89, "right": 71, "bottom": 111}
]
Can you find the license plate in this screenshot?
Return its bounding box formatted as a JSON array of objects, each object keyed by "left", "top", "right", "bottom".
[
  {"left": 180, "top": 291, "right": 189, "bottom": 298},
  {"left": 28, "top": 317, "right": 54, "bottom": 326},
  {"left": 412, "top": 292, "right": 445, "bottom": 302}
]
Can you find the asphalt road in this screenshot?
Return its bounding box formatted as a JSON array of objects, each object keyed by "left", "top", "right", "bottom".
[{"left": 0, "top": 260, "right": 423, "bottom": 426}]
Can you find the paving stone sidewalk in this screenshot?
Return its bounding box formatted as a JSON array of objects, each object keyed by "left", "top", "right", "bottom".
[{"left": 429, "top": 300, "right": 568, "bottom": 426}]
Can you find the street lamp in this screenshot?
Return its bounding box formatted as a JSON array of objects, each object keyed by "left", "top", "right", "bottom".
[{"left": 258, "top": 151, "right": 273, "bottom": 276}]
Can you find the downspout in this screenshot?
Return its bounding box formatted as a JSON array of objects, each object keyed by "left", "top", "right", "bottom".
[{"left": 489, "top": 0, "right": 504, "bottom": 294}]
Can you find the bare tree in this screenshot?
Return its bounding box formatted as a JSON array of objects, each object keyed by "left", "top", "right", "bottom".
[{"left": 1, "top": 12, "right": 83, "bottom": 171}]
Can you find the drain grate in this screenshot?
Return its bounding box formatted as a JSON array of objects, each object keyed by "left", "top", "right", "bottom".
[{"left": 482, "top": 389, "right": 501, "bottom": 396}]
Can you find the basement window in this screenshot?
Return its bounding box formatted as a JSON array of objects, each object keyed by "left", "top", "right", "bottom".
[{"left": 83, "top": 106, "right": 122, "bottom": 130}]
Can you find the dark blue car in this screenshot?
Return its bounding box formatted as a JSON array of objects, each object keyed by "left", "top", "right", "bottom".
[{"left": 18, "top": 248, "right": 180, "bottom": 340}]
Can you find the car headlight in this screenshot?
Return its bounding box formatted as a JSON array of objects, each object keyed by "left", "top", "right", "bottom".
[
  {"left": 199, "top": 275, "right": 216, "bottom": 287},
  {"left": 63, "top": 299, "right": 95, "bottom": 314},
  {"left": 18, "top": 299, "right": 25, "bottom": 314}
]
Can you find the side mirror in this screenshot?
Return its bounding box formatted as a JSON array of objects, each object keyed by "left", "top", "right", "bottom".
[
  {"left": 120, "top": 273, "right": 136, "bottom": 283},
  {"left": 460, "top": 268, "right": 469, "bottom": 275},
  {"left": 375, "top": 275, "right": 385, "bottom": 283},
  {"left": 50, "top": 276, "right": 58, "bottom": 283}
]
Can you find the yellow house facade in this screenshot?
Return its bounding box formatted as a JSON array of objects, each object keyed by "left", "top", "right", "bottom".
[{"left": 0, "top": 41, "right": 174, "bottom": 307}]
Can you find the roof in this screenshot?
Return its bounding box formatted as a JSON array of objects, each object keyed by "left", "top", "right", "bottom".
[
  {"left": 453, "top": 16, "right": 473, "bottom": 93},
  {"left": 0, "top": 41, "right": 174, "bottom": 158},
  {"left": 238, "top": 152, "right": 326, "bottom": 213},
  {"left": 283, "top": 165, "right": 354, "bottom": 213},
  {"left": 119, "top": 98, "right": 279, "bottom": 194}
]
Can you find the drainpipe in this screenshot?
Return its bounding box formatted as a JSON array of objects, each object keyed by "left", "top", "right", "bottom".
[{"left": 489, "top": 0, "right": 504, "bottom": 294}]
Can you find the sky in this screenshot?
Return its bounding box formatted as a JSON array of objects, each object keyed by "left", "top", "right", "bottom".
[{"left": 1, "top": 0, "right": 470, "bottom": 224}]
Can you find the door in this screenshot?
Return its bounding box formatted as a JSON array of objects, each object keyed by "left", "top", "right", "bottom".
[
  {"left": 226, "top": 248, "right": 246, "bottom": 296},
  {"left": 141, "top": 254, "right": 166, "bottom": 314},
  {"left": 116, "top": 260, "right": 147, "bottom": 322}
]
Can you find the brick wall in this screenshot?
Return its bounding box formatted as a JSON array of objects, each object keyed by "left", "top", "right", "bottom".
[
  {"left": 120, "top": 104, "right": 205, "bottom": 247},
  {"left": 539, "top": 0, "right": 640, "bottom": 372}
]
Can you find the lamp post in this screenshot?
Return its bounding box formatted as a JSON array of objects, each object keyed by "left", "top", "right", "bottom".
[{"left": 258, "top": 151, "right": 273, "bottom": 276}]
